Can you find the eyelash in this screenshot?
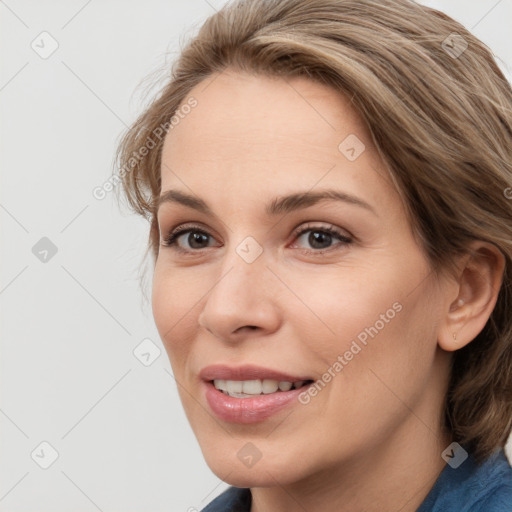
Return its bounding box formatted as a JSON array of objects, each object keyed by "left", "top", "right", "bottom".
[{"left": 161, "top": 222, "right": 353, "bottom": 255}]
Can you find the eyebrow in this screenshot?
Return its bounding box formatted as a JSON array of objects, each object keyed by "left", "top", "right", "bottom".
[{"left": 157, "top": 188, "right": 377, "bottom": 217}]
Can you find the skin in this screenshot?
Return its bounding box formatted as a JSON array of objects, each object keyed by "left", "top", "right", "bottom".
[{"left": 152, "top": 69, "right": 505, "bottom": 512}]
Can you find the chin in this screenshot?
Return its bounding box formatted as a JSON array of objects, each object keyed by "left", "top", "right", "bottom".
[{"left": 202, "top": 445, "right": 309, "bottom": 488}]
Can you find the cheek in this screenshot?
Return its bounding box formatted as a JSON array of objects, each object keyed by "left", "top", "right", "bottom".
[
  {"left": 295, "top": 299, "right": 440, "bottom": 464},
  {"left": 151, "top": 264, "right": 201, "bottom": 363},
  {"left": 294, "top": 256, "right": 439, "bottom": 405},
  {"left": 284, "top": 267, "right": 402, "bottom": 355},
  {"left": 319, "top": 282, "right": 440, "bottom": 421}
]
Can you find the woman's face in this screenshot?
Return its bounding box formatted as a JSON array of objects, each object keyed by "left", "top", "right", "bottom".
[{"left": 153, "top": 70, "right": 453, "bottom": 487}]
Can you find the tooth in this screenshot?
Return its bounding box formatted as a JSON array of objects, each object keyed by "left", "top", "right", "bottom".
[
  {"left": 226, "top": 380, "right": 243, "bottom": 394},
  {"left": 228, "top": 392, "right": 252, "bottom": 398},
  {"left": 242, "top": 380, "right": 263, "bottom": 394},
  {"left": 278, "top": 381, "right": 293, "bottom": 391},
  {"left": 213, "top": 378, "right": 302, "bottom": 395},
  {"left": 262, "top": 379, "right": 279, "bottom": 394},
  {"left": 214, "top": 379, "right": 225, "bottom": 390}
]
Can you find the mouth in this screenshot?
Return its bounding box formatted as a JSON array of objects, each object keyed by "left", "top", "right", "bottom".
[
  {"left": 200, "top": 364, "right": 316, "bottom": 423},
  {"left": 211, "top": 378, "right": 314, "bottom": 398}
]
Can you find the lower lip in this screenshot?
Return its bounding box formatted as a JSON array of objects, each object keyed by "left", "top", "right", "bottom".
[{"left": 203, "top": 381, "right": 311, "bottom": 424}]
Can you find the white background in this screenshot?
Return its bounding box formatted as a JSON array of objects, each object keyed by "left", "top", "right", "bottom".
[{"left": 1, "top": 1, "right": 511, "bottom": 510}]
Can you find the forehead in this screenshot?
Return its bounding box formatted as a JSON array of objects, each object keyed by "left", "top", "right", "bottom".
[
  {"left": 163, "top": 70, "right": 370, "bottom": 162},
  {"left": 159, "top": 70, "right": 397, "bottom": 215}
]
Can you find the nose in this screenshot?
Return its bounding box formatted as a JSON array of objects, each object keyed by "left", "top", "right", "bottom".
[{"left": 197, "top": 246, "right": 281, "bottom": 343}]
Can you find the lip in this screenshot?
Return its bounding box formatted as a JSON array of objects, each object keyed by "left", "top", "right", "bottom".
[
  {"left": 203, "top": 380, "right": 312, "bottom": 423},
  {"left": 200, "top": 364, "right": 314, "bottom": 424},
  {"left": 199, "top": 364, "right": 312, "bottom": 382}
]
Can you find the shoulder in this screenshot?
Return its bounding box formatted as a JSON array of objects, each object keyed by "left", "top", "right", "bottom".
[
  {"left": 201, "top": 486, "right": 251, "bottom": 512},
  {"left": 418, "top": 448, "right": 512, "bottom": 512},
  {"left": 469, "top": 450, "right": 512, "bottom": 511}
]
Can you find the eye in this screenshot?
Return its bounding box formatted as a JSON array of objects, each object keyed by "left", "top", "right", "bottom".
[
  {"left": 160, "top": 222, "right": 353, "bottom": 255},
  {"left": 290, "top": 223, "right": 353, "bottom": 253},
  {"left": 161, "top": 223, "right": 218, "bottom": 253}
]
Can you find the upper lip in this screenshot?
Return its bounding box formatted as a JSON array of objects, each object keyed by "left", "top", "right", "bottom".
[{"left": 200, "top": 364, "right": 312, "bottom": 383}]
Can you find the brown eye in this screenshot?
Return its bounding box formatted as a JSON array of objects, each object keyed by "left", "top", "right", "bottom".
[
  {"left": 162, "top": 225, "right": 217, "bottom": 252},
  {"left": 291, "top": 223, "right": 353, "bottom": 253}
]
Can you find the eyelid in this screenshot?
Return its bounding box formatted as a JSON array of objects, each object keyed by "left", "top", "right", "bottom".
[
  {"left": 163, "top": 221, "right": 211, "bottom": 239},
  {"left": 290, "top": 222, "right": 352, "bottom": 242}
]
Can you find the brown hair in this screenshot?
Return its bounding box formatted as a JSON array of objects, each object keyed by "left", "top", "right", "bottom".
[{"left": 115, "top": 0, "right": 512, "bottom": 464}]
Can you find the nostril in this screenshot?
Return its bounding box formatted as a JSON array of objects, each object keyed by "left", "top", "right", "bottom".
[{"left": 233, "top": 325, "right": 259, "bottom": 334}]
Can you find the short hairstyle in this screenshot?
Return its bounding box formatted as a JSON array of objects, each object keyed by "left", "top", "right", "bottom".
[{"left": 115, "top": 0, "right": 512, "bottom": 464}]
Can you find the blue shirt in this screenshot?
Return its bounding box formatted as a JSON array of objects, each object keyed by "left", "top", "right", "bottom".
[{"left": 201, "top": 449, "right": 512, "bottom": 511}]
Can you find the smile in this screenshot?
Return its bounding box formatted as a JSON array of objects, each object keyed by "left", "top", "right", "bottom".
[{"left": 213, "top": 378, "right": 313, "bottom": 398}]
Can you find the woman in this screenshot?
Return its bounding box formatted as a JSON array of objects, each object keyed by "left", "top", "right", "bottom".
[{"left": 115, "top": 0, "right": 512, "bottom": 510}]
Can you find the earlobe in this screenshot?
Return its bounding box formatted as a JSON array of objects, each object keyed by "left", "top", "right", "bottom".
[{"left": 438, "top": 241, "right": 505, "bottom": 352}]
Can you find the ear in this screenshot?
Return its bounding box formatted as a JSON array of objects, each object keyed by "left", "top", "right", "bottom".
[{"left": 438, "top": 241, "right": 505, "bottom": 352}]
